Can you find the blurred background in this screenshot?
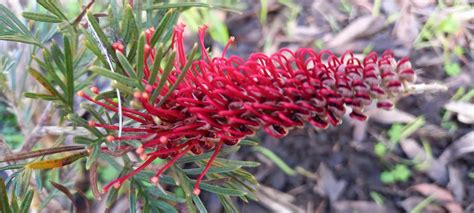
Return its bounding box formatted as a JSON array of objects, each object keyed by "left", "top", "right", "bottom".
[{"left": 1, "top": 0, "right": 473, "bottom": 212}]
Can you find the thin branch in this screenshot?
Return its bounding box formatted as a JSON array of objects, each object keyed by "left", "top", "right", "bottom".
[{"left": 0, "top": 145, "right": 86, "bottom": 163}]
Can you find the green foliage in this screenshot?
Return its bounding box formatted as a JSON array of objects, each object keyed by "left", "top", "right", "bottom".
[
  {"left": 374, "top": 142, "right": 388, "bottom": 158},
  {"left": 388, "top": 117, "right": 425, "bottom": 144},
  {"left": 0, "top": 4, "right": 41, "bottom": 46},
  {"left": 253, "top": 146, "right": 296, "bottom": 176},
  {"left": 380, "top": 164, "right": 411, "bottom": 184}
]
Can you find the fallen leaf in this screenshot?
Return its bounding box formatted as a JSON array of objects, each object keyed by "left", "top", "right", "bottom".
[
  {"left": 399, "top": 139, "right": 448, "bottom": 183},
  {"left": 410, "top": 183, "right": 463, "bottom": 212},
  {"left": 257, "top": 185, "right": 304, "bottom": 213},
  {"left": 439, "top": 131, "right": 474, "bottom": 164},
  {"left": 444, "top": 101, "right": 474, "bottom": 124},
  {"left": 447, "top": 166, "right": 464, "bottom": 202},
  {"left": 313, "top": 163, "right": 347, "bottom": 202},
  {"left": 327, "top": 15, "right": 384, "bottom": 48},
  {"left": 399, "top": 196, "right": 444, "bottom": 212},
  {"left": 332, "top": 201, "right": 392, "bottom": 213},
  {"left": 368, "top": 108, "right": 416, "bottom": 124}
]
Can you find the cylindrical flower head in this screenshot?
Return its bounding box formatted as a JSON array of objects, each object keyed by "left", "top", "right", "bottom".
[{"left": 80, "top": 24, "right": 417, "bottom": 194}]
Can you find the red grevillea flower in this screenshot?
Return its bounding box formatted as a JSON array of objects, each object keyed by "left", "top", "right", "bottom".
[{"left": 78, "top": 23, "right": 416, "bottom": 195}]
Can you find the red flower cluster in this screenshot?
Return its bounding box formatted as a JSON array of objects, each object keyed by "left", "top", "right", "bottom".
[{"left": 78, "top": 24, "right": 416, "bottom": 195}]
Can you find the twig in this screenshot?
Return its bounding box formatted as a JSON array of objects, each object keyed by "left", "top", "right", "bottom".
[
  {"left": 405, "top": 82, "right": 449, "bottom": 94},
  {"left": 0, "top": 145, "right": 85, "bottom": 163},
  {"left": 89, "top": 161, "right": 102, "bottom": 200},
  {"left": 72, "top": 0, "right": 95, "bottom": 26}
]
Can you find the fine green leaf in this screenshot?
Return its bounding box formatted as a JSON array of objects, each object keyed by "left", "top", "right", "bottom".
[
  {"left": 37, "top": 0, "right": 68, "bottom": 21},
  {"left": 67, "top": 114, "right": 103, "bottom": 137},
  {"left": 150, "top": 200, "right": 178, "bottom": 213},
  {"left": 136, "top": 33, "right": 146, "bottom": 85},
  {"left": 182, "top": 165, "right": 241, "bottom": 175},
  {"left": 148, "top": 44, "right": 164, "bottom": 85},
  {"left": 23, "top": 92, "right": 59, "bottom": 101},
  {"left": 0, "top": 177, "right": 11, "bottom": 213},
  {"left": 150, "top": 50, "right": 175, "bottom": 101},
  {"left": 0, "top": 4, "right": 30, "bottom": 34},
  {"left": 19, "top": 190, "right": 34, "bottom": 213},
  {"left": 145, "top": 188, "right": 186, "bottom": 203},
  {"left": 116, "top": 51, "right": 138, "bottom": 79},
  {"left": 89, "top": 66, "right": 137, "bottom": 87},
  {"left": 192, "top": 196, "right": 208, "bottom": 213},
  {"left": 0, "top": 5, "right": 40, "bottom": 46},
  {"left": 93, "top": 90, "right": 119, "bottom": 101},
  {"left": 150, "top": 9, "right": 178, "bottom": 47},
  {"left": 0, "top": 164, "right": 25, "bottom": 172},
  {"left": 86, "top": 144, "right": 100, "bottom": 170},
  {"left": 64, "top": 36, "right": 74, "bottom": 111},
  {"left": 194, "top": 181, "right": 247, "bottom": 196},
  {"left": 129, "top": 184, "right": 137, "bottom": 213},
  {"left": 122, "top": 4, "right": 139, "bottom": 45},
  {"left": 215, "top": 158, "right": 261, "bottom": 168},
  {"left": 22, "top": 12, "right": 61, "bottom": 23},
  {"left": 150, "top": 2, "right": 211, "bottom": 10},
  {"left": 253, "top": 146, "right": 296, "bottom": 176},
  {"left": 86, "top": 11, "right": 114, "bottom": 59},
  {"left": 33, "top": 51, "right": 66, "bottom": 91},
  {"left": 177, "top": 146, "right": 240, "bottom": 164},
  {"left": 10, "top": 192, "right": 18, "bottom": 213},
  {"left": 73, "top": 136, "right": 98, "bottom": 145},
  {"left": 28, "top": 67, "right": 66, "bottom": 103},
  {"left": 217, "top": 194, "right": 239, "bottom": 212}
]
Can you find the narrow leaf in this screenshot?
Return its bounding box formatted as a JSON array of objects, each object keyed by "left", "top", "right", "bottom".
[
  {"left": 22, "top": 12, "right": 61, "bottom": 23},
  {"left": 182, "top": 165, "right": 241, "bottom": 175},
  {"left": 195, "top": 181, "right": 246, "bottom": 196},
  {"left": 19, "top": 190, "right": 33, "bottom": 213},
  {"left": 50, "top": 181, "right": 77, "bottom": 209},
  {"left": 89, "top": 66, "right": 137, "bottom": 87},
  {"left": 147, "top": 44, "right": 164, "bottom": 85},
  {"left": 192, "top": 196, "right": 208, "bottom": 213},
  {"left": 136, "top": 33, "right": 146, "bottom": 85},
  {"left": 0, "top": 177, "right": 11, "bottom": 213},
  {"left": 150, "top": 9, "right": 178, "bottom": 46},
  {"left": 23, "top": 92, "right": 59, "bottom": 101},
  {"left": 28, "top": 67, "right": 66, "bottom": 103},
  {"left": 37, "top": 0, "right": 68, "bottom": 21},
  {"left": 116, "top": 51, "right": 137, "bottom": 79},
  {"left": 64, "top": 35, "right": 75, "bottom": 111}
]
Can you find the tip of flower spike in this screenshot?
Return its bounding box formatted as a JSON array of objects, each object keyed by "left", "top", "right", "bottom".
[
  {"left": 377, "top": 101, "right": 394, "bottom": 110},
  {"left": 112, "top": 42, "right": 124, "bottom": 53},
  {"left": 193, "top": 188, "right": 201, "bottom": 196},
  {"left": 133, "top": 91, "right": 141, "bottom": 99},
  {"left": 144, "top": 44, "right": 151, "bottom": 56},
  {"left": 90, "top": 86, "right": 99, "bottom": 94},
  {"left": 106, "top": 135, "right": 115, "bottom": 142},
  {"left": 113, "top": 182, "right": 121, "bottom": 189},
  {"left": 145, "top": 85, "right": 153, "bottom": 93},
  {"left": 88, "top": 120, "right": 96, "bottom": 127},
  {"left": 140, "top": 154, "right": 148, "bottom": 161},
  {"left": 150, "top": 176, "right": 159, "bottom": 184},
  {"left": 102, "top": 186, "right": 108, "bottom": 193},
  {"left": 159, "top": 136, "right": 168, "bottom": 144},
  {"left": 142, "top": 92, "right": 150, "bottom": 99},
  {"left": 77, "top": 91, "right": 85, "bottom": 97},
  {"left": 135, "top": 145, "right": 144, "bottom": 154}
]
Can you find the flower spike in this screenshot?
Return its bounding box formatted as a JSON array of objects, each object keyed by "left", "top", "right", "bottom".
[{"left": 79, "top": 24, "right": 417, "bottom": 195}]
